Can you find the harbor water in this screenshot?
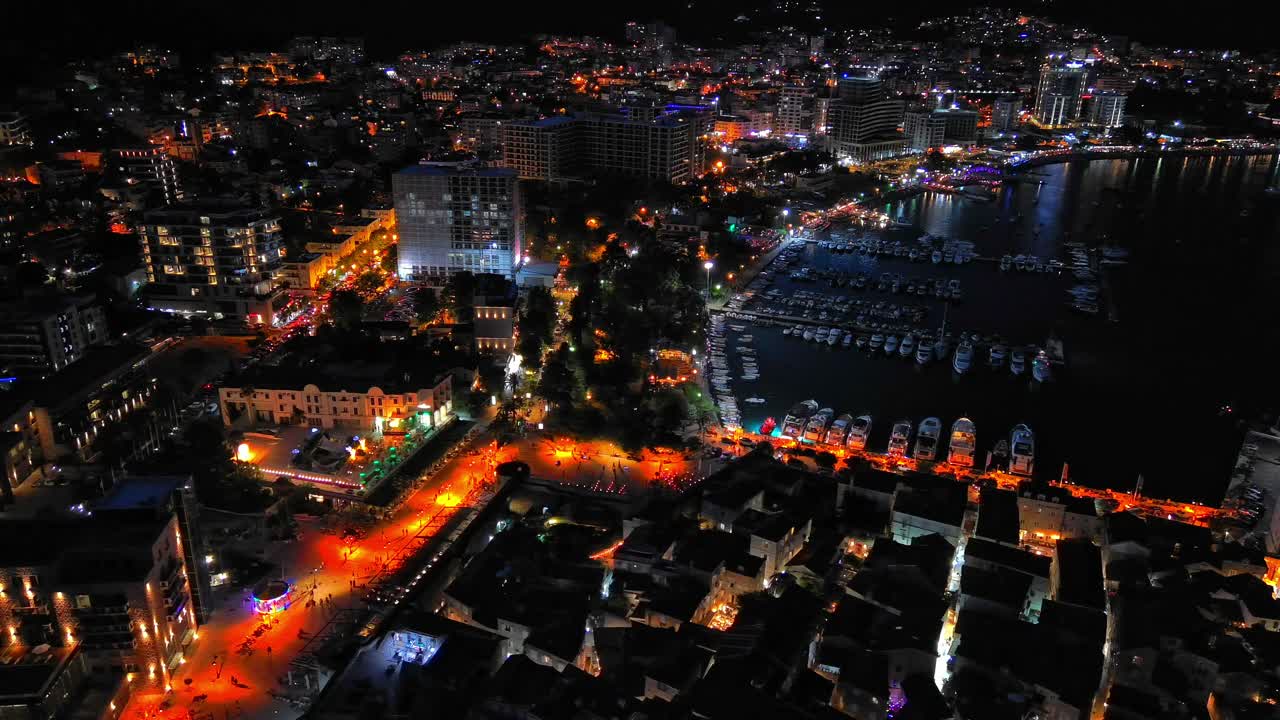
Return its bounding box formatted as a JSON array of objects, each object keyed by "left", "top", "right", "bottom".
[{"left": 721, "top": 153, "right": 1280, "bottom": 503}]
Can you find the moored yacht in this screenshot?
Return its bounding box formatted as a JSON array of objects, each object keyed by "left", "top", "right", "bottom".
[
  {"left": 914, "top": 417, "right": 941, "bottom": 461},
  {"left": 991, "top": 439, "right": 1010, "bottom": 470},
  {"left": 934, "top": 336, "right": 950, "bottom": 363},
  {"left": 846, "top": 415, "right": 872, "bottom": 451},
  {"left": 948, "top": 417, "right": 977, "bottom": 467},
  {"left": 803, "top": 408, "right": 835, "bottom": 443},
  {"left": 989, "top": 344, "right": 1008, "bottom": 369},
  {"left": 781, "top": 400, "right": 819, "bottom": 439},
  {"left": 887, "top": 419, "right": 912, "bottom": 457},
  {"left": 1032, "top": 350, "right": 1052, "bottom": 383},
  {"left": 826, "top": 414, "right": 853, "bottom": 445},
  {"left": 899, "top": 334, "right": 915, "bottom": 358},
  {"left": 1010, "top": 349, "right": 1027, "bottom": 376},
  {"left": 1010, "top": 424, "right": 1035, "bottom": 476},
  {"left": 952, "top": 340, "right": 974, "bottom": 374},
  {"left": 884, "top": 335, "right": 899, "bottom": 355},
  {"left": 869, "top": 333, "right": 885, "bottom": 351},
  {"left": 915, "top": 338, "right": 933, "bottom": 364}
]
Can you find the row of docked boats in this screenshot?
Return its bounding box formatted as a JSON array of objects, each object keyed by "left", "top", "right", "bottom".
[
  {"left": 779, "top": 324, "right": 1054, "bottom": 382},
  {"left": 747, "top": 288, "right": 928, "bottom": 332},
  {"left": 818, "top": 233, "right": 977, "bottom": 265},
  {"left": 707, "top": 315, "right": 742, "bottom": 430},
  {"left": 776, "top": 400, "right": 1036, "bottom": 475},
  {"left": 812, "top": 269, "right": 966, "bottom": 300},
  {"left": 998, "top": 253, "right": 1065, "bottom": 274}
]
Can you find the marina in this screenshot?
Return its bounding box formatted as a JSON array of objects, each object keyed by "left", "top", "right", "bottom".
[{"left": 703, "top": 153, "right": 1278, "bottom": 502}]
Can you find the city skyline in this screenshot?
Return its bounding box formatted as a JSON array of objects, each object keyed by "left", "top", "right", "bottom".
[{"left": 0, "top": 5, "right": 1278, "bottom": 720}]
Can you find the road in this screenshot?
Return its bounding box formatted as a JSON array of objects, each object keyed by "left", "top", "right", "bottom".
[{"left": 122, "top": 427, "right": 500, "bottom": 720}]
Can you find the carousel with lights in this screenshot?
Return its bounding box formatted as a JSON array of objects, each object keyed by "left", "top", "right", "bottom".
[{"left": 250, "top": 578, "right": 294, "bottom": 615}]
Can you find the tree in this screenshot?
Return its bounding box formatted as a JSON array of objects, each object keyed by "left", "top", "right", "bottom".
[
  {"left": 413, "top": 288, "right": 441, "bottom": 324},
  {"left": 518, "top": 331, "right": 545, "bottom": 371},
  {"left": 540, "top": 343, "right": 579, "bottom": 410},
  {"left": 519, "top": 286, "right": 556, "bottom": 345},
  {"left": 355, "top": 271, "right": 382, "bottom": 295},
  {"left": 328, "top": 289, "right": 364, "bottom": 331},
  {"left": 650, "top": 388, "right": 690, "bottom": 434}
]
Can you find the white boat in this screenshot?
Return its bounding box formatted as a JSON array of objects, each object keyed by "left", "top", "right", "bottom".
[
  {"left": 934, "top": 336, "right": 950, "bottom": 362},
  {"left": 952, "top": 340, "right": 974, "bottom": 374},
  {"left": 781, "top": 400, "right": 819, "bottom": 439},
  {"left": 802, "top": 329, "right": 815, "bottom": 341},
  {"left": 846, "top": 415, "right": 872, "bottom": 451},
  {"left": 888, "top": 420, "right": 912, "bottom": 457},
  {"left": 827, "top": 333, "right": 840, "bottom": 347},
  {"left": 782, "top": 327, "right": 792, "bottom": 337},
  {"left": 729, "top": 325, "right": 746, "bottom": 332},
  {"left": 1032, "top": 350, "right": 1052, "bottom": 383},
  {"left": 841, "top": 333, "right": 853, "bottom": 349},
  {"left": 915, "top": 339, "right": 933, "bottom": 364},
  {"left": 989, "top": 344, "right": 1007, "bottom": 368},
  {"left": 826, "top": 414, "right": 853, "bottom": 445},
  {"left": 899, "top": 334, "right": 915, "bottom": 358},
  {"left": 948, "top": 417, "right": 977, "bottom": 467},
  {"left": 914, "top": 417, "right": 941, "bottom": 461},
  {"left": 1010, "top": 349, "right": 1027, "bottom": 376},
  {"left": 885, "top": 335, "right": 899, "bottom": 355},
  {"left": 855, "top": 335, "right": 868, "bottom": 350},
  {"left": 869, "top": 333, "right": 884, "bottom": 351},
  {"left": 931, "top": 250, "right": 943, "bottom": 264},
  {"left": 804, "top": 408, "right": 835, "bottom": 443},
  {"left": 1010, "top": 424, "right": 1035, "bottom": 476}
]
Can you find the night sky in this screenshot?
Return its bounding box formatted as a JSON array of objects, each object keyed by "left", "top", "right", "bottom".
[{"left": 4, "top": 0, "right": 1276, "bottom": 73}]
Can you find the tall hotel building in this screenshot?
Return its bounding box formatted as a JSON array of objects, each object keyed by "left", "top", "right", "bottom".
[
  {"left": 500, "top": 106, "right": 713, "bottom": 184},
  {"left": 393, "top": 164, "right": 523, "bottom": 282},
  {"left": 109, "top": 146, "right": 183, "bottom": 205},
  {"left": 137, "top": 202, "right": 287, "bottom": 325},
  {"left": 827, "top": 75, "right": 905, "bottom": 164},
  {"left": 1033, "top": 63, "right": 1087, "bottom": 128}
]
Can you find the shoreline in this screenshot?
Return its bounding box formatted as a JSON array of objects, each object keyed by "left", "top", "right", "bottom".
[{"left": 1005, "top": 144, "right": 1279, "bottom": 171}]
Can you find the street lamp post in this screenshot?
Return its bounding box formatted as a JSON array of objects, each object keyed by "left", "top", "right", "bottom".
[{"left": 703, "top": 260, "right": 714, "bottom": 301}]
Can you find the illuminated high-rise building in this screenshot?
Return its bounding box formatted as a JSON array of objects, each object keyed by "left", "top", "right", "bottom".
[
  {"left": 109, "top": 146, "right": 183, "bottom": 205},
  {"left": 991, "top": 97, "right": 1022, "bottom": 132},
  {"left": 828, "top": 75, "right": 905, "bottom": 163},
  {"left": 394, "top": 164, "right": 523, "bottom": 282},
  {"left": 1084, "top": 92, "right": 1127, "bottom": 129},
  {"left": 1033, "top": 63, "right": 1087, "bottom": 128},
  {"left": 775, "top": 86, "right": 813, "bottom": 136},
  {"left": 138, "top": 202, "right": 287, "bottom": 325}
]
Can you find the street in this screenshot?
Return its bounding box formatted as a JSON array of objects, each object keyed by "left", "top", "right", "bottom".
[{"left": 123, "top": 428, "right": 501, "bottom": 720}]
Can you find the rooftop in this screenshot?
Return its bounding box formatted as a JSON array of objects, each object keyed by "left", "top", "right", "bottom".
[
  {"left": 975, "top": 488, "right": 1020, "bottom": 545},
  {"left": 396, "top": 163, "right": 517, "bottom": 178},
  {"left": 234, "top": 336, "right": 453, "bottom": 394},
  {"left": 965, "top": 537, "right": 1051, "bottom": 579}
]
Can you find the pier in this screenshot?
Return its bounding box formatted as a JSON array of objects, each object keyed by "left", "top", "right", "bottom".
[{"left": 708, "top": 427, "right": 1232, "bottom": 530}]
